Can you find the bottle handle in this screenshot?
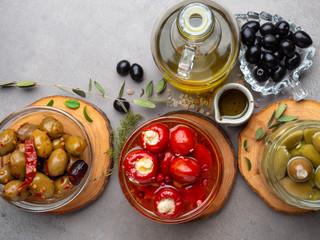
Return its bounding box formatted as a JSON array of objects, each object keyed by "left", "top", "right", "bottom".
[
  {"left": 287, "top": 76, "right": 308, "bottom": 101},
  {"left": 178, "top": 44, "right": 197, "bottom": 79}
]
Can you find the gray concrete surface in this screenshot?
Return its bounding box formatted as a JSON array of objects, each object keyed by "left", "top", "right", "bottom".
[{"left": 0, "top": 0, "right": 320, "bottom": 239}]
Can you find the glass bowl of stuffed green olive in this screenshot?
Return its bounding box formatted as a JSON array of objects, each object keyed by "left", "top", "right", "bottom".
[
  {"left": 263, "top": 120, "right": 320, "bottom": 210},
  {"left": 0, "top": 106, "right": 92, "bottom": 212}
]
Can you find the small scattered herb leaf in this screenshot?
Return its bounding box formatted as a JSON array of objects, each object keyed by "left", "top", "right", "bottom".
[
  {"left": 243, "top": 140, "right": 248, "bottom": 152},
  {"left": 134, "top": 98, "right": 156, "bottom": 108},
  {"left": 72, "top": 88, "right": 86, "bottom": 98},
  {"left": 64, "top": 99, "right": 80, "bottom": 109},
  {"left": 118, "top": 81, "right": 125, "bottom": 98},
  {"left": 0, "top": 81, "right": 16, "bottom": 87},
  {"left": 268, "top": 111, "right": 275, "bottom": 128},
  {"left": 88, "top": 79, "right": 92, "bottom": 91},
  {"left": 277, "top": 116, "right": 298, "bottom": 122},
  {"left": 275, "top": 104, "right": 287, "bottom": 119},
  {"left": 119, "top": 101, "right": 128, "bottom": 113},
  {"left": 149, "top": 98, "right": 168, "bottom": 102},
  {"left": 145, "top": 81, "right": 153, "bottom": 98},
  {"left": 57, "top": 86, "right": 74, "bottom": 95},
  {"left": 255, "top": 127, "right": 266, "bottom": 140},
  {"left": 83, "top": 106, "right": 93, "bottom": 122},
  {"left": 16, "top": 81, "right": 35, "bottom": 88},
  {"left": 269, "top": 122, "right": 283, "bottom": 129},
  {"left": 245, "top": 157, "right": 252, "bottom": 171},
  {"left": 47, "top": 99, "right": 54, "bottom": 106},
  {"left": 156, "top": 78, "right": 167, "bottom": 94},
  {"left": 94, "top": 81, "right": 105, "bottom": 95},
  {"left": 140, "top": 88, "right": 144, "bottom": 97}
]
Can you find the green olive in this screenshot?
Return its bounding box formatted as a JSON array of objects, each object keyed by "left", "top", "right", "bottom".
[
  {"left": 17, "top": 123, "right": 37, "bottom": 140},
  {"left": 9, "top": 150, "right": 26, "bottom": 180},
  {"left": 279, "top": 177, "right": 313, "bottom": 199},
  {"left": 304, "top": 129, "right": 320, "bottom": 144},
  {"left": 2, "top": 180, "right": 28, "bottom": 201},
  {"left": 314, "top": 166, "right": 320, "bottom": 189},
  {"left": 15, "top": 143, "right": 25, "bottom": 153},
  {"left": 312, "top": 132, "right": 320, "bottom": 152},
  {"left": 300, "top": 144, "right": 320, "bottom": 167},
  {"left": 54, "top": 176, "right": 73, "bottom": 195},
  {"left": 30, "top": 172, "right": 54, "bottom": 199},
  {"left": 40, "top": 116, "right": 64, "bottom": 139},
  {"left": 280, "top": 130, "right": 303, "bottom": 149},
  {"left": 0, "top": 129, "right": 17, "bottom": 157},
  {"left": 274, "top": 146, "right": 291, "bottom": 180},
  {"left": 0, "top": 165, "right": 15, "bottom": 184},
  {"left": 310, "top": 188, "right": 320, "bottom": 201},
  {"left": 289, "top": 147, "right": 302, "bottom": 157},
  {"left": 65, "top": 135, "right": 87, "bottom": 156},
  {"left": 287, "top": 157, "right": 313, "bottom": 182},
  {"left": 47, "top": 148, "right": 68, "bottom": 177},
  {"left": 309, "top": 171, "right": 315, "bottom": 188},
  {"left": 66, "top": 154, "right": 80, "bottom": 174},
  {"left": 30, "top": 129, "right": 52, "bottom": 158}
]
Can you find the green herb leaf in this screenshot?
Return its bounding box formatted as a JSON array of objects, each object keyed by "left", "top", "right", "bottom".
[
  {"left": 243, "top": 140, "right": 248, "bottom": 152},
  {"left": 275, "top": 103, "right": 287, "bottom": 119},
  {"left": 119, "top": 100, "right": 128, "bottom": 113},
  {"left": 245, "top": 157, "right": 252, "bottom": 171},
  {"left": 118, "top": 81, "right": 125, "bottom": 98},
  {"left": 57, "top": 86, "right": 74, "bottom": 95},
  {"left": 83, "top": 106, "right": 93, "bottom": 122},
  {"left": 94, "top": 81, "right": 105, "bottom": 95},
  {"left": 149, "top": 98, "right": 168, "bottom": 102},
  {"left": 268, "top": 111, "right": 275, "bottom": 128},
  {"left": 155, "top": 78, "right": 167, "bottom": 94},
  {"left": 72, "top": 88, "right": 86, "bottom": 98},
  {"left": 47, "top": 99, "right": 54, "bottom": 106},
  {"left": 64, "top": 99, "right": 80, "bottom": 109},
  {"left": 255, "top": 127, "right": 266, "bottom": 140},
  {"left": 277, "top": 116, "right": 298, "bottom": 122},
  {"left": 145, "top": 81, "right": 153, "bottom": 98},
  {"left": 88, "top": 79, "right": 92, "bottom": 91},
  {"left": 134, "top": 98, "right": 156, "bottom": 108},
  {"left": 269, "top": 122, "right": 283, "bottom": 129},
  {"left": 0, "top": 81, "right": 16, "bottom": 87},
  {"left": 16, "top": 81, "right": 35, "bottom": 88}
]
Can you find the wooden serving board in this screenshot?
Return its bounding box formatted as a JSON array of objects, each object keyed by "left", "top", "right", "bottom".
[
  {"left": 238, "top": 99, "right": 320, "bottom": 214},
  {"left": 164, "top": 111, "right": 237, "bottom": 220},
  {"left": 30, "top": 96, "right": 112, "bottom": 214}
]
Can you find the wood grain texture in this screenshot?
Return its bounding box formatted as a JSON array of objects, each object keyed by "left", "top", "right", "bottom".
[
  {"left": 164, "top": 111, "right": 236, "bottom": 220},
  {"left": 238, "top": 99, "right": 320, "bottom": 214},
  {"left": 30, "top": 95, "right": 112, "bottom": 214}
]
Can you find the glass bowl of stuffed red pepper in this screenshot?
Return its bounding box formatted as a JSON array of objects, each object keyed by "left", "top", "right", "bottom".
[
  {"left": 0, "top": 106, "right": 92, "bottom": 212},
  {"left": 118, "top": 116, "right": 223, "bottom": 223}
]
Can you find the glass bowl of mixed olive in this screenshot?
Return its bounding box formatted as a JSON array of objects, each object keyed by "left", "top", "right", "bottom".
[
  {"left": 263, "top": 120, "right": 320, "bottom": 210},
  {"left": 0, "top": 106, "right": 92, "bottom": 212},
  {"left": 235, "top": 11, "right": 315, "bottom": 101}
]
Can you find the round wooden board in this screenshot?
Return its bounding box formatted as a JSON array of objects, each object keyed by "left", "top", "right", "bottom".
[
  {"left": 30, "top": 96, "right": 112, "bottom": 214},
  {"left": 238, "top": 99, "right": 320, "bottom": 214},
  {"left": 164, "top": 111, "right": 237, "bottom": 220}
]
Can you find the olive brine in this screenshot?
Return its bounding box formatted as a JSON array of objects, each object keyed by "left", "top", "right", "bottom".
[
  {"left": 0, "top": 116, "right": 88, "bottom": 202},
  {"left": 241, "top": 20, "right": 313, "bottom": 82}
]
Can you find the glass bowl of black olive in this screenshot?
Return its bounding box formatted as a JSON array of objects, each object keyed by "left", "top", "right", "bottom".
[
  {"left": 235, "top": 11, "right": 315, "bottom": 100},
  {"left": 0, "top": 106, "right": 92, "bottom": 212}
]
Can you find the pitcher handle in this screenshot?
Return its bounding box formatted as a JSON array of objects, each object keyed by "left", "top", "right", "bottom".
[{"left": 178, "top": 44, "right": 197, "bottom": 79}]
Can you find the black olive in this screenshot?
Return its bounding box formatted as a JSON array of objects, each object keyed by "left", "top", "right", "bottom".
[
  {"left": 279, "top": 39, "right": 296, "bottom": 57},
  {"left": 116, "top": 60, "right": 131, "bottom": 76},
  {"left": 271, "top": 65, "right": 287, "bottom": 82},
  {"left": 37, "top": 158, "right": 45, "bottom": 172},
  {"left": 241, "top": 20, "right": 260, "bottom": 33},
  {"left": 285, "top": 52, "right": 301, "bottom": 70},
  {"left": 275, "top": 21, "right": 290, "bottom": 36},
  {"left": 245, "top": 45, "right": 261, "bottom": 64},
  {"left": 293, "top": 31, "right": 313, "bottom": 48},
  {"left": 130, "top": 63, "right": 144, "bottom": 82},
  {"left": 273, "top": 50, "right": 284, "bottom": 61},
  {"left": 69, "top": 160, "right": 88, "bottom": 186},
  {"left": 263, "top": 34, "right": 279, "bottom": 51},
  {"left": 253, "top": 66, "right": 270, "bottom": 82},
  {"left": 241, "top": 27, "right": 256, "bottom": 46},
  {"left": 262, "top": 52, "right": 280, "bottom": 70},
  {"left": 113, "top": 98, "right": 130, "bottom": 113},
  {"left": 279, "top": 31, "right": 293, "bottom": 41},
  {"left": 254, "top": 36, "right": 263, "bottom": 46},
  {"left": 260, "top": 22, "right": 277, "bottom": 36}
]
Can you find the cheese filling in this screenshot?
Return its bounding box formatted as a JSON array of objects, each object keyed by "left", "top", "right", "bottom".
[
  {"left": 135, "top": 157, "right": 154, "bottom": 175},
  {"left": 157, "top": 198, "right": 175, "bottom": 215},
  {"left": 143, "top": 130, "right": 159, "bottom": 146}
]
